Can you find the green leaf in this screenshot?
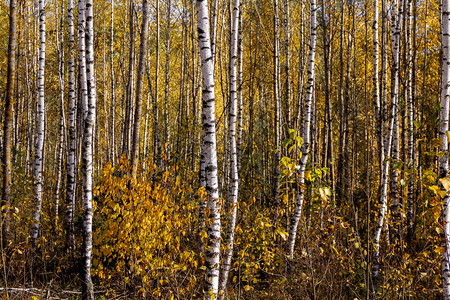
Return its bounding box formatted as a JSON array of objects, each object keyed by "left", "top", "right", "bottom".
[
  {"left": 282, "top": 138, "right": 291, "bottom": 149},
  {"left": 281, "top": 156, "right": 290, "bottom": 166},
  {"left": 289, "top": 129, "right": 297, "bottom": 139}
]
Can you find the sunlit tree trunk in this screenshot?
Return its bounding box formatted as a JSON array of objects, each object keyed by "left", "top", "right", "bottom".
[
  {"left": 110, "top": 0, "right": 116, "bottom": 166},
  {"left": 283, "top": 0, "right": 291, "bottom": 131},
  {"left": 130, "top": 0, "right": 150, "bottom": 178},
  {"left": 272, "top": 0, "right": 282, "bottom": 232},
  {"left": 55, "top": 0, "right": 66, "bottom": 229},
  {"left": 122, "top": 0, "right": 135, "bottom": 159},
  {"left": 81, "top": 0, "right": 96, "bottom": 298},
  {"left": 440, "top": 0, "right": 450, "bottom": 296},
  {"left": 211, "top": 0, "right": 220, "bottom": 66},
  {"left": 406, "top": 0, "right": 416, "bottom": 246},
  {"left": 373, "top": 0, "right": 383, "bottom": 181},
  {"left": 1, "top": 0, "right": 17, "bottom": 247},
  {"left": 287, "top": 0, "right": 317, "bottom": 260},
  {"left": 220, "top": 0, "right": 240, "bottom": 295},
  {"left": 164, "top": 0, "right": 172, "bottom": 165},
  {"left": 31, "top": 0, "right": 47, "bottom": 248},
  {"left": 66, "top": 0, "right": 77, "bottom": 254},
  {"left": 373, "top": 0, "right": 402, "bottom": 293},
  {"left": 196, "top": 0, "right": 221, "bottom": 297},
  {"left": 390, "top": 0, "right": 403, "bottom": 247}
]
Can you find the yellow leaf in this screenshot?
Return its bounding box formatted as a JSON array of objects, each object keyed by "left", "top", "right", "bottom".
[
  {"left": 435, "top": 246, "right": 446, "bottom": 253},
  {"left": 441, "top": 177, "right": 450, "bottom": 191}
]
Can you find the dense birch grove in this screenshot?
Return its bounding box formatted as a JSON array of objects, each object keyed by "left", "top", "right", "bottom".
[{"left": 1, "top": 0, "right": 450, "bottom": 298}]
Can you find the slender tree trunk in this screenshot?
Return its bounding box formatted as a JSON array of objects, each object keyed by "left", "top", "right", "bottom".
[
  {"left": 155, "top": 0, "right": 162, "bottom": 168},
  {"left": 130, "top": 0, "right": 150, "bottom": 178},
  {"left": 237, "top": 6, "right": 243, "bottom": 174},
  {"left": 220, "top": 0, "right": 240, "bottom": 295},
  {"left": 110, "top": 0, "right": 116, "bottom": 166},
  {"left": 287, "top": 0, "right": 317, "bottom": 260},
  {"left": 81, "top": 0, "right": 96, "bottom": 298},
  {"left": 284, "top": 0, "right": 291, "bottom": 131},
  {"left": 211, "top": 0, "right": 220, "bottom": 66},
  {"left": 31, "top": 0, "right": 47, "bottom": 248},
  {"left": 196, "top": 0, "right": 221, "bottom": 297},
  {"left": 122, "top": 0, "right": 135, "bottom": 159},
  {"left": 440, "top": 0, "right": 450, "bottom": 296},
  {"left": 66, "top": 0, "right": 77, "bottom": 255},
  {"left": 373, "top": 0, "right": 402, "bottom": 294},
  {"left": 1, "top": 0, "right": 17, "bottom": 247},
  {"left": 390, "top": 0, "right": 403, "bottom": 247},
  {"left": 164, "top": 0, "right": 172, "bottom": 165},
  {"left": 272, "top": 0, "right": 282, "bottom": 232},
  {"left": 55, "top": 0, "right": 66, "bottom": 230},
  {"left": 337, "top": 0, "right": 346, "bottom": 202},
  {"left": 78, "top": 0, "right": 88, "bottom": 164},
  {"left": 406, "top": 0, "right": 416, "bottom": 246}
]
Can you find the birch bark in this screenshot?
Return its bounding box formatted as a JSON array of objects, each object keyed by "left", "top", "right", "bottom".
[
  {"left": 31, "top": 0, "right": 47, "bottom": 248},
  {"left": 372, "top": 0, "right": 402, "bottom": 293},
  {"left": 66, "top": 0, "right": 77, "bottom": 253},
  {"left": 1, "top": 0, "right": 17, "bottom": 246},
  {"left": 81, "top": 0, "right": 96, "bottom": 297},
  {"left": 220, "top": 0, "right": 240, "bottom": 295},
  {"left": 55, "top": 0, "right": 66, "bottom": 229},
  {"left": 287, "top": 0, "right": 317, "bottom": 259},
  {"left": 196, "top": 0, "right": 221, "bottom": 297},
  {"left": 440, "top": 0, "right": 450, "bottom": 296}
]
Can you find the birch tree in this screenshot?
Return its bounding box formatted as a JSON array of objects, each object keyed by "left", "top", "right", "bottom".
[
  {"left": 373, "top": 0, "right": 402, "bottom": 293},
  {"left": 220, "top": 0, "right": 240, "bottom": 295},
  {"left": 440, "top": 0, "right": 450, "bottom": 295},
  {"left": 55, "top": 0, "right": 66, "bottom": 228},
  {"left": 1, "top": 0, "right": 17, "bottom": 247},
  {"left": 31, "top": 0, "right": 47, "bottom": 248},
  {"left": 130, "top": 0, "right": 150, "bottom": 178},
  {"left": 272, "top": 0, "right": 282, "bottom": 232},
  {"left": 287, "top": 0, "right": 317, "bottom": 260},
  {"left": 110, "top": 0, "right": 116, "bottom": 165},
  {"left": 196, "top": 0, "right": 221, "bottom": 297},
  {"left": 122, "top": 0, "right": 135, "bottom": 158},
  {"left": 81, "top": 0, "right": 96, "bottom": 297},
  {"left": 66, "top": 0, "right": 77, "bottom": 253}
]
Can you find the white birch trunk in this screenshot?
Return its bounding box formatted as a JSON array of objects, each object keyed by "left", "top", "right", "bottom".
[
  {"left": 110, "top": 0, "right": 116, "bottom": 166},
  {"left": 272, "top": 0, "right": 282, "bottom": 233},
  {"left": 441, "top": 0, "right": 450, "bottom": 296},
  {"left": 31, "top": 0, "right": 46, "bottom": 248},
  {"left": 79, "top": 0, "right": 88, "bottom": 121},
  {"left": 284, "top": 0, "right": 291, "bottom": 130},
  {"left": 81, "top": 0, "right": 96, "bottom": 297},
  {"left": 220, "top": 0, "right": 240, "bottom": 295},
  {"left": 287, "top": 0, "right": 317, "bottom": 260},
  {"left": 372, "top": 0, "right": 402, "bottom": 293},
  {"left": 55, "top": 0, "right": 66, "bottom": 229},
  {"left": 66, "top": 0, "right": 77, "bottom": 253},
  {"left": 164, "top": 0, "right": 172, "bottom": 165},
  {"left": 196, "top": 0, "right": 221, "bottom": 297},
  {"left": 406, "top": 0, "right": 415, "bottom": 244}
]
